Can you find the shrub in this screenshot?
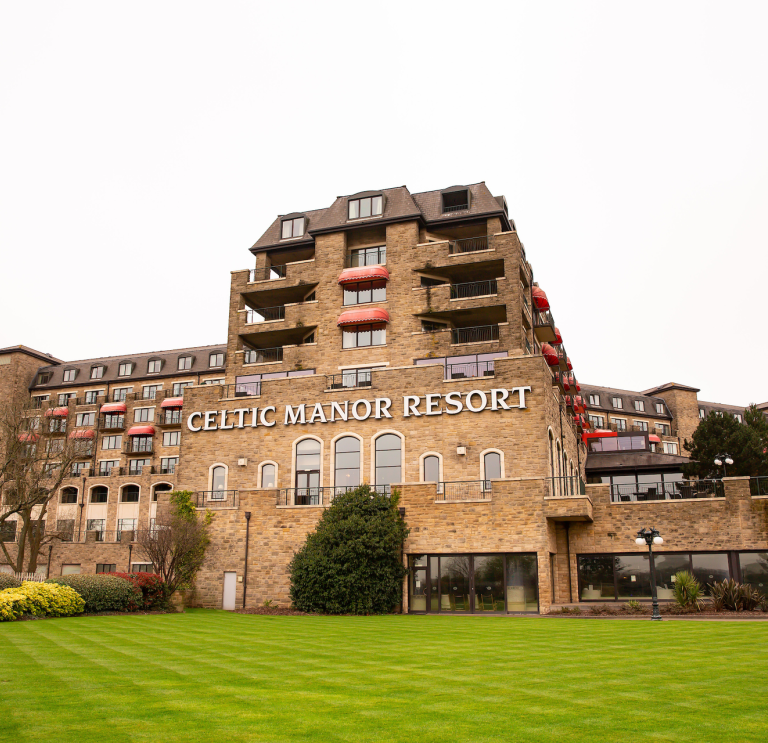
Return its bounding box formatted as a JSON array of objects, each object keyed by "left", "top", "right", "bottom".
[
  {"left": 0, "top": 581, "right": 84, "bottom": 620},
  {"left": 708, "top": 579, "right": 764, "bottom": 611},
  {"left": 673, "top": 571, "right": 703, "bottom": 611},
  {"left": 290, "top": 485, "right": 409, "bottom": 615},
  {"left": 47, "top": 574, "right": 142, "bottom": 613},
  {"left": 109, "top": 572, "right": 167, "bottom": 609},
  {"left": 0, "top": 573, "right": 21, "bottom": 591}
]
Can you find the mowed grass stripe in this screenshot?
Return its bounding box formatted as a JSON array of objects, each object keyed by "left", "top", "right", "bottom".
[{"left": 1, "top": 611, "right": 767, "bottom": 743}]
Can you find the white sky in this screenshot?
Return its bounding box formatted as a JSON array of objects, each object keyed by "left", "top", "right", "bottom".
[{"left": 1, "top": 1, "right": 766, "bottom": 406}]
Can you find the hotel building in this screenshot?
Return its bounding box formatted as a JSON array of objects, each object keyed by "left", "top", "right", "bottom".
[{"left": 2, "top": 182, "right": 767, "bottom": 611}]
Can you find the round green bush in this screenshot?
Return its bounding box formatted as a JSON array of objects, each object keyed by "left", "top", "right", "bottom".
[
  {"left": 47, "top": 574, "right": 142, "bottom": 613},
  {"left": 0, "top": 573, "right": 22, "bottom": 591},
  {"left": 0, "top": 582, "right": 85, "bottom": 620}
]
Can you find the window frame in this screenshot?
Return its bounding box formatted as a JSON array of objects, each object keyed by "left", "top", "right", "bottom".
[
  {"left": 177, "top": 356, "right": 193, "bottom": 371},
  {"left": 342, "top": 279, "right": 387, "bottom": 306},
  {"left": 611, "top": 397, "right": 623, "bottom": 409},
  {"left": 90, "top": 366, "right": 105, "bottom": 379},
  {"left": 162, "top": 431, "right": 180, "bottom": 447},
  {"left": 634, "top": 400, "right": 645, "bottom": 412},
  {"left": 281, "top": 216, "right": 305, "bottom": 239},
  {"left": 258, "top": 460, "right": 279, "bottom": 489},
  {"left": 370, "top": 431, "right": 404, "bottom": 489},
  {"left": 341, "top": 323, "right": 386, "bottom": 349},
  {"left": 331, "top": 434, "right": 363, "bottom": 492},
  {"left": 63, "top": 369, "right": 77, "bottom": 383},
  {"left": 118, "top": 362, "right": 133, "bottom": 377},
  {"left": 147, "top": 359, "right": 162, "bottom": 374},
  {"left": 209, "top": 352, "right": 225, "bottom": 368},
  {"left": 348, "top": 195, "right": 383, "bottom": 220}
]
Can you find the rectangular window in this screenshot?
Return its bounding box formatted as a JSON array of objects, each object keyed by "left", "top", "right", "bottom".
[
  {"left": 118, "top": 363, "right": 132, "bottom": 376},
  {"left": 349, "top": 245, "right": 386, "bottom": 267},
  {"left": 588, "top": 394, "right": 600, "bottom": 406},
  {"left": 1, "top": 521, "right": 18, "bottom": 542},
  {"left": 202, "top": 378, "right": 224, "bottom": 385},
  {"left": 342, "top": 323, "right": 386, "bottom": 349},
  {"left": 71, "top": 461, "right": 86, "bottom": 476},
  {"left": 209, "top": 352, "right": 224, "bottom": 367},
  {"left": 134, "top": 408, "right": 153, "bottom": 423},
  {"left": 148, "top": 359, "right": 162, "bottom": 373},
  {"left": 734, "top": 413, "right": 742, "bottom": 423},
  {"left": 84, "top": 390, "right": 100, "bottom": 404},
  {"left": 102, "top": 435, "right": 122, "bottom": 450},
  {"left": 633, "top": 420, "right": 648, "bottom": 431},
  {"left": 49, "top": 418, "right": 67, "bottom": 433},
  {"left": 343, "top": 280, "right": 387, "bottom": 306},
  {"left": 103, "top": 414, "right": 124, "bottom": 429},
  {"left": 655, "top": 403, "right": 664, "bottom": 415},
  {"left": 142, "top": 385, "right": 161, "bottom": 400},
  {"left": 162, "top": 431, "right": 180, "bottom": 447},
  {"left": 177, "top": 356, "right": 192, "bottom": 370},
  {"left": 588, "top": 414, "right": 605, "bottom": 428},
  {"left": 58, "top": 393, "right": 75, "bottom": 406},
  {"left": 612, "top": 397, "right": 623, "bottom": 409},
  {"left": 46, "top": 440, "right": 63, "bottom": 455},
  {"left": 32, "top": 395, "right": 49, "bottom": 408},
  {"left": 634, "top": 400, "right": 645, "bottom": 412},
  {"left": 663, "top": 441, "right": 679, "bottom": 454},
  {"left": 61, "top": 564, "right": 82, "bottom": 575},
  {"left": 56, "top": 519, "right": 75, "bottom": 540},
  {"left": 611, "top": 418, "right": 627, "bottom": 431},
  {"left": 90, "top": 366, "right": 104, "bottom": 379},
  {"left": 657, "top": 423, "right": 671, "bottom": 436},
  {"left": 86, "top": 518, "right": 105, "bottom": 535},
  {"left": 117, "top": 518, "right": 137, "bottom": 539},
  {"left": 98, "top": 460, "right": 119, "bottom": 476},
  {"left": 161, "top": 457, "right": 178, "bottom": 474},
  {"left": 131, "top": 563, "right": 153, "bottom": 573},
  {"left": 113, "top": 388, "right": 129, "bottom": 402},
  {"left": 281, "top": 217, "right": 305, "bottom": 238},
  {"left": 76, "top": 412, "right": 95, "bottom": 427},
  {"left": 699, "top": 408, "right": 705, "bottom": 419},
  {"left": 348, "top": 195, "right": 383, "bottom": 220},
  {"left": 63, "top": 369, "right": 77, "bottom": 382},
  {"left": 172, "top": 381, "right": 194, "bottom": 396},
  {"left": 96, "top": 564, "right": 116, "bottom": 573},
  {"left": 128, "top": 459, "right": 150, "bottom": 475}
]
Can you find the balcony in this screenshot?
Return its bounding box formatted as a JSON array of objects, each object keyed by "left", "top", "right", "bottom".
[
  {"left": 533, "top": 310, "right": 557, "bottom": 343},
  {"left": 449, "top": 279, "right": 498, "bottom": 300},
  {"left": 611, "top": 479, "right": 724, "bottom": 502},
  {"left": 193, "top": 490, "right": 238, "bottom": 509},
  {"left": 750, "top": 477, "right": 768, "bottom": 496},
  {"left": 243, "top": 347, "right": 283, "bottom": 364},
  {"left": 127, "top": 464, "right": 154, "bottom": 476},
  {"left": 124, "top": 441, "right": 154, "bottom": 456},
  {"left": 448, "top": 235, "right": 489, "bottom": 254},
  {"left": 100, "top": 417, "right": 126, "bottom": 432},
  {"left": 444, "top": 361, "right": 495, "bottom": 380},
  {"left": 277, "top": 486, "right": 389, "bottom": 506},
  {"left": 451, "top": 324, "right": 499, "bottom": 345},
  {"left": 435, "top": 481, "right": 492, "bottom": 501},
  {"left": 97, "top": 466, "right": 124, "bottom": 477},
  {"left": 249, "top": 265, "right": 287, "bottom": 282},
  {"left": 155, "top": 412, "right": 183, "bottom": 427},
  {"left": 326, "top": 370, "right": 372, "bottom": 390},
  {"left": 245, "top": 305, "right": 286, "bottom": 324},
  {"left": 221, "top": 381, "right": 262, "bottom": 398}
]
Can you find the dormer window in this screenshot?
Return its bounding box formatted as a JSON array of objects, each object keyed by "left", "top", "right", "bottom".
[
  {"left": 118, "top": 362, "right": 133, "bottom": 377},
  {"left": 63, "top": 369, "right": 78, "bottom": 382},
  {"left": 90, "top": 365, "right": 105, "bottom": 379},
  {"left": 148, "top": 359, "right": 162, "bottom": 373},
  {"left": 209, "top": 352, "right": 224, "bottom": 367},
  {"left": 36, "top": 372, "right": 53, "bottom": 385},
  {"left": 348, "top": 195, "right": 383, "bottom": 220},
  {"left": 441, "top": 187, "right": 470, "bottom": 213},
  {"left": 281, "top": 216, "right": 305, "bottom": 239},
  {"left": 178, "top": 356, "right": 193, "bottom": 371}
]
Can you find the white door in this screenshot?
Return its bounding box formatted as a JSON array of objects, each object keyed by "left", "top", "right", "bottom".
[{"left": 222, "top": 571, "right": 237, "bottom": 610}]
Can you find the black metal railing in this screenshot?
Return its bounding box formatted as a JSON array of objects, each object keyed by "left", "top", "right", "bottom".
[
  {"left": 96, "top": 466, "right": 124, "bottom": 476},
  {"left": 128, "top": 463, "right": 153, "bottom": 475},
  {"left": 249, "top": 265, "right": 287, "bottom": 282},
  {"left": 245, "top": 306, "right": 286, "bottom": 324},
  {"left": 125, "top": 441, "right": 153, "bottom": 455},
  {"left": 159, "top": 464, "right": 177, "bottom": 474},
  {"left": 750, "top": 477, "right": 768, "bottom": 496},
  {"left": 547, "top": 476, "right": 587, "bottom": 498},
  {"left": 277, "top": 485, "right": 390, "bottom": 506},
  {"left": 133, "top": 389, "right": 161, "bottom": 401},
  {"left": 347, "top": 247, "right": 386, "bottom": 267},
  {"left": 450, "top": 279, "right": 498, "bottom": 299},
  {"left": 655, "top": 427, "right": 672, "bottom": 437},
  {"left": 435, "top": 481, "right": 492, "bottom": 501},
  {"left": 443, "top": 202, "right": 469, "bottom": 213},
  {"left": 444, "top": 361, "right": 494, "bottom": 380},
  {"left": 326, "top": 370, "right": 372, "bottom": 389},
  {"left": 534, "top": 309, "right": 555, "bottom": 331},
  {"left": 100, "top": 417, "right": 126, "bottom": 431},
  {"left": 243, "top": 347, "right": 283, "bottom": 364},
  {"left": 157, "top": 412, "right": 182, "bottom": 426},
  {"left": 220, "top": 381, "right": 262, "bottom": 398},
  {"left": 193, "top": 490, "right": 238, "bottom": 508},
  {"left": 610, "top": 479, "right": 724, "bottom": 503},
  {"left": 448, "top": 236, "right": 488, "bottom": 254},
  {"left": 451, "top": 324, "right": 500, "bottom": 345}
]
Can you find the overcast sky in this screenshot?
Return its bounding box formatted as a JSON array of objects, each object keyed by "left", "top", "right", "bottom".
[{"left": 1, "top": 2, "right": 766, "bottom": 405}]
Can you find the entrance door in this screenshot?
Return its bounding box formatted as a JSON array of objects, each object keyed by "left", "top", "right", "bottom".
[{"left": 222, "top": 571, "right": 237, "bottom": 610}]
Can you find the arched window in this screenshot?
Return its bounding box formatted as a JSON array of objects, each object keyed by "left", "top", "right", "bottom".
[
  {"left": 548, "top": 430, "right": 555, "bottom": 480},
  {"left": 153, "top": 483, "right": 172, "bottom": 502},
  {"left": 90, "top": 486, "right": 108, "bottom": 503},
  {"left": 211, "top": 466, "right": 227, "bottom": 493},
  {"left": 423, "top": 455, "right": 440, "bottom": 483},
  {"left": 375, "top": 434, "right": 401, "bottom": 491},
  {"left": 121, "top": 485, "right": 140, "bottom": 503},
  {"left": 484, "top": 451, "right": 501, "bottom": 482},
  {"left": 60, "top": 487, "right": 78, "bottom": 504},
  {"left": 261, "top": 463, "right": 276, "bottom": 488},
  {"left": 334, "top": 436, "right": 360, "bottom": 493},
  {"left": 295, "top": 439, "right": 321, "bottom": 504}
]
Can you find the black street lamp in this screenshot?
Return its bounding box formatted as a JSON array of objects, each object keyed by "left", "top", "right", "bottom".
[
  {"left": 714, "top": 453, "right": 733, "bottom": 477},
  {"left": 636, "top": 527, "right": 664, "bottom": 621}
]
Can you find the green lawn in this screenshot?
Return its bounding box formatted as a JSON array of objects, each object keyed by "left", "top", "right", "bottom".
[{"left": 1, "top": 612, "right": 767, "bottom": 743}]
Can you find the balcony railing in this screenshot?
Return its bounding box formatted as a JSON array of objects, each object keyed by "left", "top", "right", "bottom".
[
  {"left": 243, "top": 347, "right": 283, "bottom": 364},
  {"left": 193, "top": 490, "right": 238, "bottom": 508},
  {"left": 100, "top": 417, "right": 125, "bottom": 431},
  {"left": 546, "top": 476, "right": 586, "bottom": 498},
  {"left": 445, "top": 361, "right": 494, "bottom": 380},
  {"left": 245, "top": 306, "right": 286, "bottom": 324},
  {"left": 277, "top": 485, "right": 389, "bottom": 506},
  {"left": 96, "top": 466, "right": 124, "bottom": 477},
  {"left": 450, "top": 279, "right": 498, "bottom": 299},
  {"left": 750, "top": 477, "right": 768, "bottom": 496},
  {"left": 448, "top": 235, "right": 488, "bottom": 254},
  {"left": 435, "top": 481, "right": 492, "bottom": 501},
  {"left": 222, "top": 381, "right": 262, "bottom": 398},
  {"left": 159, "top": 464, "right": 177, "bottom": 475},
  {"left": 610, "top": 479, "right": 724, "bottom": 503},
  {"left": 156, "top": 412, "right": 182, "bottom": 426},
  {"left": 326, "top": 370, "right": 372, "bottom": 390},
  {"left": 443, "top": 202, "right": 469, "bottom": 213},
  {"left": 125, "top": 441, "right": 154, "bottom": 455},
  {"left": 128, "top": 464, "right": 154, "bottom": 476},
  {"left": 249, "top": 265, "right": 287, "bottom": 282},
  {"left": 451, "top": 325, "right": 499, "bottom": 345}
]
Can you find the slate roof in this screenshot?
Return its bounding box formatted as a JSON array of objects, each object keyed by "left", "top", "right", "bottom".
[{"left": 580, "top": 384, "right": 673, "bottom": 420}]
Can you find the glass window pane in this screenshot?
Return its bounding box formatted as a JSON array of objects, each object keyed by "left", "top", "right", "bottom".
[
  {"left": 578, "top": 555, "right": 615, "bottom": 599},
  {"left": 506, "top": 554, "right": 539, "bottom": 612},
  {"left": 371, "top": 326, "right": 385, "bottom": 346},
  {"left": 212, "top": 466, "right": 226, "bottom": 491},
  {"left": 297, "top": 453, "right": 321, "bottom": 468},
  {"left": 342, "top": 328, "right": 357, "bottom": 348},
  {"left": 372, "top": 195, "right": 383, "bottom": 215},
  {"left": 371, "top": 281, "right": 386, "bottom": 302},
  {"left": 375, "top": 449, "right": 401, "bottom": 467},
  {"left": 691, "top": 553, "right": 730, "bottom": 593},
  {"left": 343, "top": 286, "right": 357, "bottom": 306},
  {"left": 357, "top": 327, "right": 371, "bottom": 346},
  {"left": 376, "top": 434, "right": 401, "bottom": 451},
  {"left": 335, "top": 451, "right": 359, "bottom": 469},
  {"left": 360, "top": 198, "right": 371, "bottom": 218},
  {"left": 410, "top": 568, "right": 427, "bottom": 611},
  {"left": 335, "top": 436, "right": 359, "bottom": 454},
  {"left": 349, "top": 200, "right": 359, "bottom": 219},
  {"left": 375, "top": 465, "right": 401, "bottom": 486},
  {"left": 357, "top": 282, "right": 371, "bottom": 304},
  {"left": 293, "top": 218, "right": 304, "bottom": 236},
  {"left": 739, "top": 552, "right": 768, "bottom": 591},
  {"left": 424, "top": 456, "right": 439, "bottom": 483},
  {"left": 474, "top": 555, "right": 504, "bottom": 612},
  {"left": 484, "top": 452, "right": 501, "bottom": 480},
  {"left": 282, "top": 220, "right": 292, "bottom": 238},
  {"left": 653, "top": 554, "right": 691, "bottom": 597},
  {"left": 262, "top": 464, "right": 275, "bottom": 488},
  {"left": 615, "top": 555, "right": 652, "bottom": 599},
  {"left": 439, "top": 555, "right": 471, "bottom": 613}
]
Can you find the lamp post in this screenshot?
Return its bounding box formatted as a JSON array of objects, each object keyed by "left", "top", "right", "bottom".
[
  {"left": 714, "top": 453, "right": 733, "bottom": 477},
  {"left": 636, "top": 528, "right": 664, "bottom": 621}
]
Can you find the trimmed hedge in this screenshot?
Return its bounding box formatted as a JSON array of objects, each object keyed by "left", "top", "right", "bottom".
[
  {"left": 0, "top": 573, "right": 22, "bottom": 591},
  {"left": 0, "top": 582, "right": 85, "bottom": 621},
  {"left": 47, "top": 575, "right": 142, "bottom": 613},
  {"left": 109, "top": 572, "right": 167, "bottom": 609}
]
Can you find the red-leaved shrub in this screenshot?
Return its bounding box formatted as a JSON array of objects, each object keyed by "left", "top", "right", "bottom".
[{"left": 108, "top": 572, "right": 167, "bottom": 609}]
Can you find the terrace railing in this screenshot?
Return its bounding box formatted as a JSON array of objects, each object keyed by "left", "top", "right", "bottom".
[
  {"left": 326, "top": 370, "right": 372, "bottom": 389},
  {"left": 193, "top": 490, "right": 238, "bottom": 509},
  {"left": 610, "top": 479, "right": 724, "bottom": 503},
  {"left": 222, "top": 381, "right": 262, "bottom": 398},
  {"left": 450, "top": 279, "right": 498, "bottom": 299},
  {"left": 451, "top": 325, "right": 499, "bottom": 345},
  {"left": 249, "top": 265, "right": 287, "bottom": 282},
  {"left": 448, "top": 235, "right": 488, "bottom": 254},
  {"left": 243, "top": 347, "right": 283, "bottom": 364},
  {"left": 750, "top": 477, "right": 768, "bottom": 496},
  {"left": 445, "top": 361, "right": 495, "bottom": 380},
  {"left": 245, "top": 306, "right": 286, "bottom": 324},
  {"left": 435, "top": 480, "right": 492, "bottom": 501}
]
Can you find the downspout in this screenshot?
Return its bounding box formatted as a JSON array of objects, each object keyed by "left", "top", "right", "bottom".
[
  {"left": 127, "top": 543, "right": 133, "bottom": 573},
  {"left": 565, "top": 523, "right": 572, "bottom": 603},
  {"left": 46, "top": 544, "right": 53, "bottom": 578},
  {"left": 242, "top": 511, "right": 251, "bottom": 609}
]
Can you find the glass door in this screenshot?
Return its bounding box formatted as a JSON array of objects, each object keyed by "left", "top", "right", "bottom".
[{"left": 473, "top": 555, "right": 505, "bottom": 612}]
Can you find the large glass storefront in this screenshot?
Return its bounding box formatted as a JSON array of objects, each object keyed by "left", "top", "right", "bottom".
[
  {"left": 739, "top": 552, "right": 768, "bottom": 591},
  {"left": 578, "top": 552, "right": 732, "bottom": 601},
  {"left": 409, "top": 553, "right": 539, "bottom": 613}
]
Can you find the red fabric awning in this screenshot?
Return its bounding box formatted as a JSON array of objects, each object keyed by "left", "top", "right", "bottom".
[
  {"left": 541, "top": 343, "right": 559, "bottom": 367},
  {"left": 649, "top": 434, "right": 662, "bottom": 443},
  {"left": 161, "top": 397, "right": 184, "bottom": 409},
  {"left": 127, "top": 425, "right": 155, "bottom": 436},
  {"left": 18, "top": 432, "right": 39, "bottom": 442},
  {"left": 337, "top": 266, "right": 390, "bottom": 285},
  {"left": 532, "top": 287, "right": 550, "bottom": 311},
  {"left": 553, "top": 327, "right": 563, "bottom": 345},
  {"left": 337, "top": 308, "right": 390, "bottom": 326},
  {"left": 566, "top": 356, "right": 573, "bottom": 371},
  {"left": 69, "top": 429, "right": 95, "bottom": 440},
  {"left": 100, "top": 402, "right": 127, "bottom": 414},
  {"left": 44, "top": 407, "right": 69, "bottom": 417}
]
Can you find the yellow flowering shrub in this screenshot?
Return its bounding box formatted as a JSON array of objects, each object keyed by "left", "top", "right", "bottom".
[{"left": 0, "top": 581, "right": 85, "bottom": 620}]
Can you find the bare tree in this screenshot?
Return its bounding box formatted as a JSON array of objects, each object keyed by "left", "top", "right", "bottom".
[
  {"left": 0, "top": 392, "right": 92, "bottom": 573},
  {"left": 135, "top": 491, "right": 213, "bottom": 597}
]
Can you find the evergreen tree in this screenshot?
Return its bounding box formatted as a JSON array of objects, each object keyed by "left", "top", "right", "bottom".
[
  {"left": 684, "top": 405, "right": 768, "bottom": 478},
  {"left": 289, "top": 485, "right": 409, "bottom": 614}
]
